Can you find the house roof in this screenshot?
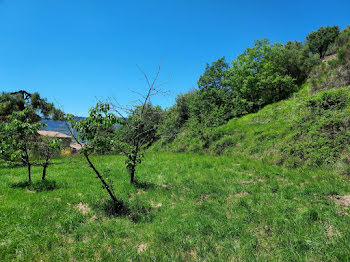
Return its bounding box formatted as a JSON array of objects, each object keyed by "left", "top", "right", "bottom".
[
  {"left": 37, "top": 130, "right": 71, "bottom": 139},
  {"left": 70, "top": 142, "right": 83, "bottom": 150}
]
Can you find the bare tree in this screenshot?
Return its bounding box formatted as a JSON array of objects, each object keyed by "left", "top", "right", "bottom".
[{"left": 111, "top": 64, "right": 165, "bottom": 184}]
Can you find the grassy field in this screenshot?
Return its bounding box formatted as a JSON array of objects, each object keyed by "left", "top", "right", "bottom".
[{"left": 1, "top": 153, "right": 350, "bottom": 261}]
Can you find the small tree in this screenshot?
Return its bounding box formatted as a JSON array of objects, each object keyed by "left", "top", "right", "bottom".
[
  {"left": 306, "top": 26, "right": 339, "bottom": 58},
  {"left": 66, "top": 103, "right": 120, "bottom": 205},
  {"left": 34, "top": 137, "right": 62, "bottom": 180},
  {"left": 115, "top": 104, "right": 163, "bottom": 183},
  {"left": 0, "top": 109, "right": 42, "bottom": 183},
  {"left": 112, "top": 65, "right": 164, "bottom": 184}
]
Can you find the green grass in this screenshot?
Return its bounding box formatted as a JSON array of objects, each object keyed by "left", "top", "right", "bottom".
[
  {"left": 154, "top": 85, "right": 350, "bottom": 170},
  {"left": 1, "top": 153, "right": 350, "bottom": 261}
]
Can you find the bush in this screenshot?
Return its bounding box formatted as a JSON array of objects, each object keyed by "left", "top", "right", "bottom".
[
  {"left": 283, "top": 88, "right": 350, "bottom": 166},
  {"left": 211, "top": 136, "right": 237, "bottom": 155}
]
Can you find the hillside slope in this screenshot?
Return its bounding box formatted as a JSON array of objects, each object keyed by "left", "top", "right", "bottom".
[{"left": 153, "top": 84, "right": 350, "bottom": 173}]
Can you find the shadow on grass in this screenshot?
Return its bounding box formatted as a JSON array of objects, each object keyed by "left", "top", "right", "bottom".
[
  {"left": 132, "top": 179, "right": 157, "bottom": 190},
  {"left": 99, "top": 198, "right": 154, "bottom": 223},
  {"left": 1, "top": 161, "right": 64, "bottom": 169},
  {"left": 11, "top": 180, "right": 60, "bottom": 192}
]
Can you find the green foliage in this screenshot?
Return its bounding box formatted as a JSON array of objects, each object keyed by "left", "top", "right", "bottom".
[
  {"left": 306, "top": 26, "right": 339, "bottom": 58},
  {"left": 309, "top": 28, "right": 350, "bottom": 93},
  {"left": 211, "top": 136, "right": 237, "bottom": 155},
  {"left": 68, "top": 102, "right": 120, "bottom": 204},
  {"left": 116, "top": 103, "right": 163, "bottom": 182},
  {"left": 284, "top": 88, "right": 350, "bottom": 166},
  {"left": 195, "top": 57, "right": 234, "bottom": 125},
  {"left": 158, "top": 40, "right": 302, "bottom": 145},
  {"left": 0, "top": 110, "right": 42, "bottom": 160},
  {"left": 33, "top": 136, "right": 62, "bottom": 180},
  {"left": 0, "top": 90, "right": 64, "bottom": 123},
  {"left": 117, "top": 104, "right": 163, "bottom": 150},
  {"left": 68, "top": 103, "right": 118, "bottom": 155},
  {"left": 0, "top": 109, "right": 43, "bottom": 182},
  {"left": 154, "top": 85, "right": 350, "bottom": 169},
  {"left": 158, "top": 92, "right": 195, "bottom": 140},
  {"left": 273, "top": 41, "right": 320, "bottom": 85},
  {"left": 225, "top": 39, "right": 297, "bottom": 116}
]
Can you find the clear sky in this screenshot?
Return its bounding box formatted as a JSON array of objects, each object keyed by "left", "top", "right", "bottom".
[{"left": 0, "top": 0, "right": 349, "bottom": 116}]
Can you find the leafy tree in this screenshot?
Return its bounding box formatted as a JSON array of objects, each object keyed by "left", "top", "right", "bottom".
[
  {"left": 158, "top": 92, "right": 194, "bottom": 140},
  {"left": 0, "top": 109, "right": 43, "bottom": 183},
  {"left": 0, "top": 90, "right": 64, "bottom": 123},
  {"left": 273, "top": 41, "right": 320, "bottom": 85},
  {"left": 67, "top": 103, "right": 121, "bottom": 206},
  {"left": 306, "top": 26, "right": 339, "bottom": 58},
  {"left": 198, "top": 57, "right": 229, "bottom": 90},
  {"left": 196, "top": 57, "right": 234, "bottom": 124},
  {"left": 0, "top": 91, "right": 65, "bottom": 183},
  {"left": 224, "top": 39, "right": 297, "bottom": 116},
  {"left": 33, "top": 137, "right": 62, "bottom": 180}
]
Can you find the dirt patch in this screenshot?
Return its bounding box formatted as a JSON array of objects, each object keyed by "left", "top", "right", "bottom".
[
  {"left": 76, "top": 202, "right": 91, "bottom": 215},
  {"left": 186, "top": 249, "right": 197, "bottom": 259},
  {"left": 322, "top": 54, "right": 337, "bottom": 63},
  {"left": 328, "top": 195, "right": 350, "bottom": 207},
  {"left": 325, "top": 224, "right": 341, "bottom": 238},
  {"left": 160, "top": 184, "right": 171, "bottom": 188},
  {"left": 0, "top": 195, "right": 4, "bottom": 198},
  {"left": 54, "top": 197, "right": 61, "bottom": 201},
  {"left": 241, "top": 180, "right": 254, "bottom": 185},
  {"left": 151, "top": 202, "right": 162, "bottom": 208},
  {"left": 89, "top": 215, "right": 98, "bottom": 222},
  {"left": 257, "top": 178, "right": 265, "bottom": 182},
  {"left": 25, "top": 189, "right": 36, "bottom": 194},
  {"left": 137, "top": 243, "right": 147, "bottom": 253}
]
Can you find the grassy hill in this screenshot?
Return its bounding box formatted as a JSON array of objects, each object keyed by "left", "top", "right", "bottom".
[
  {"left": 153, "top": 83, "right": 350, "bottom": 175},
  {"left": 153, "top": 26, "right": 350, "bottom": 174}
]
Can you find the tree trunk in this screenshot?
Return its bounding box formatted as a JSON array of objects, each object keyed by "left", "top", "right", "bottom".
[
  {"left": 84, "top": 153, "right": 119, "bottom": 205},
  {"left": 27, "top": 164, "right": 32, "bottom": 184},
  {"left": 130, "top": 167, "right": 135, "bottom": 184},
  {"left": 42, "top": 165, "right": 47, "bottom": 180}
]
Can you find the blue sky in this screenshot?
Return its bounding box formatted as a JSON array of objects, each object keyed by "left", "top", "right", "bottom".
[{"left": 0, "top": 0, "right": 349, "bottom": 116}]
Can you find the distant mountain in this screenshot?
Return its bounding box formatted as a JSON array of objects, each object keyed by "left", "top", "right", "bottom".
[
  {"left": 41, "top": 116, "right": 119, "bottom": 138},
  {"left": 41, "top": 117, "right": 85, "bottom": 137}
]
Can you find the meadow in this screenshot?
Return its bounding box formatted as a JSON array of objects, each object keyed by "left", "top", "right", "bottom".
[{"left": 1, "top": 153, "right": 350, "bottom": 261}]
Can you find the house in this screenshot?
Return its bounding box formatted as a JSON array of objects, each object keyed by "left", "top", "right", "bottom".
[
  {"left": 37, "top": 130, "right": 82, "bottom": 153},
  {"left": 69, "top": 142, "right": 84, "bottom": 153},
  {"left": 37, "top": 130, "right": 72, "bottom": 147}
]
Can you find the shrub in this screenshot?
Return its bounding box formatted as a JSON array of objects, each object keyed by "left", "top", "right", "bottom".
[
  {"left": 283, "top": 88, "right": 350, "bottom": 166},
  {"left": 211, "top": 136, "right": 237, "bottom": 155}
]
